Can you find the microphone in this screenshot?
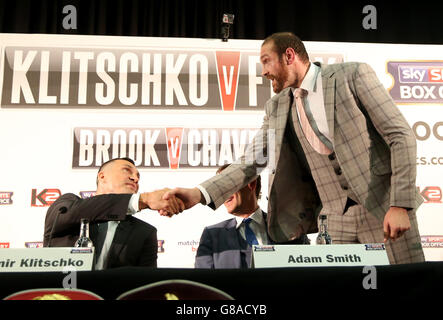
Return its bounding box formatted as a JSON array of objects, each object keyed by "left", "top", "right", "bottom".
[{"left": 47, "top": 206, "right": 68, "bottom": 247}]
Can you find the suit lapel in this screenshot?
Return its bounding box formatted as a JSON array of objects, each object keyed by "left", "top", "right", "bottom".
[
  {"left": 321, "top": 65, "right": 336, "bottom": 145},
  {"left": 269, "top": 88, "right": 292, "bottom": 176},
  {"left": 224, "top": 218, "right": 248, "bottom": 268},
  {"left": 275, "top": 88, "right": 292, "bottom": 146},
  {"left": 108, "top": 218, "right": 133, "bottom": 266}
]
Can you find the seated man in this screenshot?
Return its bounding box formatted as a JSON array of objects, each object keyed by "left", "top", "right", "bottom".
[
  {"left": 195, "top": 164, "right": 307, "bottom": 269},
  {"left": 43, "top": 157, "right": 183, "bottom": 270}
]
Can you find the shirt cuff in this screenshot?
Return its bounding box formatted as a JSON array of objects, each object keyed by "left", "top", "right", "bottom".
[
  {"left": 196, "top": 185, "right": 211, "bottom": 206},
  {"left": 127, "top": 193, "right": 140, "bottom": 214}
]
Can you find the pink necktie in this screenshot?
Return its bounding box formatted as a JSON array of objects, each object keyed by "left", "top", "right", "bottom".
[{"left": 294, "top": 88, "right": 332, "bottom": 155}]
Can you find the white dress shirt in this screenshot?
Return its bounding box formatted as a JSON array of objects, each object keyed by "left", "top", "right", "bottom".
[
  {"left": 234, "top": 208, "right": 270, "bottom": 245},
  {"left": 291, "top": 62, "right": 331, "bottom": 142},
  {"left": 95, "top": 193, "right": 140, "bottom": 270}
]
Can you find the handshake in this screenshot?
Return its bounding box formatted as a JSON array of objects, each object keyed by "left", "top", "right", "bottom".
[{"left": 138, "top": 187, "right": 203, "bottom": 217}]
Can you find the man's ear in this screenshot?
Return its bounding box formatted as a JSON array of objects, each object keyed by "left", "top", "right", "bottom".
[
  {"left": 285, "top": 47, "right": 296, "bottom": 65},
  {"left": 248, "top": 179, "right": 257, "bottom": 192},
  {"left": 97, "top": 171, "right": 105, "bottom": 184}
]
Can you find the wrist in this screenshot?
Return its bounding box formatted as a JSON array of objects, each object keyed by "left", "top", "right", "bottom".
[
  {"left": 139, "top": 193, "right": 151, "bottom": 210},
  {"left": 197, "top": 188, "right": 205, "bottom": 205},
  {"left": 390, "top": 206, "right": 408, "bottom": 214}
]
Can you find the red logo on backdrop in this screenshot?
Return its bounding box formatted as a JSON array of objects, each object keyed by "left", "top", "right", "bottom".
[
  {"left": 418, "top": 186, "right": 442, "bottom": 203},
  {"left": 0, "top": 242, "right": 10, "bottom": 248},
  {"left": 31, "top": 189, "right": 61, "bottom": 207},
  {"left": 216, "top": 51, "right": 241, "bottom": 111},
  {"left": 166, "top": 128, "right": 184, "bottom": 169}
]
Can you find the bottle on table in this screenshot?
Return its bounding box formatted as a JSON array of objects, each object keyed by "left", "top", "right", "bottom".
[
  {"left": 316, "top": 215, "right": 332, "bottom": 245},
  {"left": 74, "top": 218, "right": 93, "bottom": 248}
]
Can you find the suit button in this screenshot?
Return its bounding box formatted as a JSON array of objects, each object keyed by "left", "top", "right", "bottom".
[
  {"left": 328, "top": 153, "right": 335, "bottom": 161},
  {"left": 335, "top": 168, "right": 342, "bottom": 175}
]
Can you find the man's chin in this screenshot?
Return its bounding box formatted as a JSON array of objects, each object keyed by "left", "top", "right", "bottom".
[
  {"left": 122, "top": 188, "right": 137, "bottom": 194},
  {"left": 224, "top": 205, "right": 236, "bottom": 214},
  {"left": 272, "top": 84, "right": 283, "bottom": 94}
]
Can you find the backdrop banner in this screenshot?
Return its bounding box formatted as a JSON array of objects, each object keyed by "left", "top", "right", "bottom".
[{"left": 0, "top": 33, "right": 442, "bottom": 267}]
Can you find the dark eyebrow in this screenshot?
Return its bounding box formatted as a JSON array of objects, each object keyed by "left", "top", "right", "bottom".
[{"left": 122, "top": 164, "right": 139, "bottom": 177}]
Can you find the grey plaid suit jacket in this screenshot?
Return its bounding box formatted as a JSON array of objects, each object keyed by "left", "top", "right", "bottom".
[{"left": 201, "top": 62, "right": 423, "bottom": 243}]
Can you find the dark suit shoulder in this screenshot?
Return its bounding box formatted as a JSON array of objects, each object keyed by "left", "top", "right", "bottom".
[
  {"left": 205, "top": 218, "right": 237, "bottom": 230},
  {"left": 127, "top": 216, "right": 157, "bottom": 233}
]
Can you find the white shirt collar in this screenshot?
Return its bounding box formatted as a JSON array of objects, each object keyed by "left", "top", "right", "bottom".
[
  {"left": 291, "top": 62, "right": 320, "bottom": 95},
  {"left": 235, "top": 207, "right": 263, "bottom": 229}
]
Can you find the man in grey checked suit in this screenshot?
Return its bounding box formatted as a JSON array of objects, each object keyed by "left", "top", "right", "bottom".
[{"left": 164, "top": 32, "right": 425, "bottom": 264}]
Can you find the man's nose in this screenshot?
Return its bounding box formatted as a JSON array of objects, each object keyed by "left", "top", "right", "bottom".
[
  {"left": 130, "top": 174, "right": 139, "bottom": 183},
  {"left": 261, "top": 68, "right": 267, "bottom": 77}
]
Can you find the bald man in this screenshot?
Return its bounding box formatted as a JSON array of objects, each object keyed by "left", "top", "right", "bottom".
[{"left": 43, "top": 157, "right": 184, "bottom": 269}]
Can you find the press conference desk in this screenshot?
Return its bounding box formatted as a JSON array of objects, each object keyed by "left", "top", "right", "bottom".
[{"left": 0, "top": 262, "right": 441, "bottom": 303}]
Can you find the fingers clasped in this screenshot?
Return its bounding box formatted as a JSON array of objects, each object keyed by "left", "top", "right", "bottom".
[
  {"left": 139, "top": 189, "right": 184, "bottom": 217},
  {"left": 158, "top": 195, "right": 185, "bottom": 217}
]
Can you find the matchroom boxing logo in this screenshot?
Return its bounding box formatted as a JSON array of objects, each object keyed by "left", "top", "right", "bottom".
[
  {"left": 387, "top": 61, "right": 443, "bottom": 103},
  {"left": 72, "top": 126, "right": 276, "bottom": 170}
]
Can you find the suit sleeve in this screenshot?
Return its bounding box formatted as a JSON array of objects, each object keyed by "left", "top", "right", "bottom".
[
  {"left": 43, "top": 193, "right": 132, "bottom": 246},
  {"left": 352, "top": 63, "right": 417, "bottom": 209},
  {"left": 195, "top": 228, "right": 215, "bottom": 269},
  {"left": 137, "top": 225, "right": 158, "bottom": 267},
  {"left": 200, "top": 108, "right": 271, "bottom": 210}
]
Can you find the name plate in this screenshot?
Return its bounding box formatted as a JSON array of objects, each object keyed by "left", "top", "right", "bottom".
[
  {"left": 252, "top": 244, "right": 389, "bottom": 268},
  {"left": 0, "top": 248, "right": 94, "bottom": 272}
]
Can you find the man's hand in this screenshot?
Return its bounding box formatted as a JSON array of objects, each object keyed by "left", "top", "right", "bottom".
[
  {"left": 159, "top": 188, "right": 203, "bottom": 216},
  {"left": 383, "top": 207, "right": 411, "bottom": 242},
  {"left": 139, "top": 189, "right": 185, "bottom": 216}
]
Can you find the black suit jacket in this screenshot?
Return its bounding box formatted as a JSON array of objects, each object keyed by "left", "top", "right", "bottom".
[{"left": 43, "top": 193, "right": 157, "bottom": 269}]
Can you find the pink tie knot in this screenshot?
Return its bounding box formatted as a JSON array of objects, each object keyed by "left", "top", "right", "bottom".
[{"left": 295, "top": 88, "right": 308, "bottom": 99}]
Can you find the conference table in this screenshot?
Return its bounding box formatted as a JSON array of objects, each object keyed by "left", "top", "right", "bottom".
[{"left": 0, "top": 262, "right": 441, "bottom": 315}]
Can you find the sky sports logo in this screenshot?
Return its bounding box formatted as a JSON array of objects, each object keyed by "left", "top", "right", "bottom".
[
  {"left": 399, "top": 66, "right": 443, "bottom": 83},
  {"left": 387, "top": 61, "right": 443, "bottom": 103},
  {"left": 0, "top": 192, "right": 13, "bottom": 205},
  {"left": 25, "top": 242, "right": 43, "bottom": 248},
  {"left": 158, "top": 240, "right": 165, "bottom": 253},
  {"left": 421, "top": 236, "right": 443, "bottom": 248},
  {"left": 79, "top": 191, "right": 96, "bottom": 199}
]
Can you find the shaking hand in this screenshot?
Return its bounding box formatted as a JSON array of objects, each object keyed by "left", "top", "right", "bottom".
[
  {"left": 139, "top": 188, "right": 185, "bottom": 217},
  {"left": 157, "top": 187, "right": 203, "bottom": 216}
]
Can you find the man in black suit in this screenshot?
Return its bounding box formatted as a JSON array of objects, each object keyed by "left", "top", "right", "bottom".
[
  {"left": 195, "top": 164, "right": 271, "bottom": 269},
  {"left": 43, "top": 157, "right": 184, "bottom": 270}
]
